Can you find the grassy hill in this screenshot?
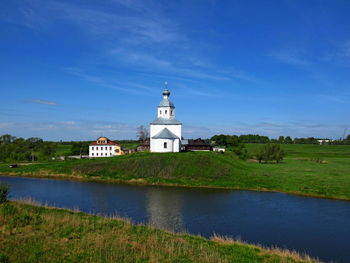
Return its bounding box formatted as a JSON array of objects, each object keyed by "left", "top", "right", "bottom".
[
  {"left": 0, "top": 201, "right": 318, "bottom": 263},
  {"left": 1, "top": 145, "right": 350, "bottom": 200}
]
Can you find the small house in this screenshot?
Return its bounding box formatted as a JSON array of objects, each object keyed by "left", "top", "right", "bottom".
[
  {"left": 89, "top": 136, "right": 123, "bottom": 157},
  {"left": 184, "top": 138, "right": 212, "bottom": 151}
]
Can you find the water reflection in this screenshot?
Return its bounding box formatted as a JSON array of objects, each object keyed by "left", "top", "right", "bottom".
[{"left": 146, "top": 187, "right": 184, "bottom": 232}]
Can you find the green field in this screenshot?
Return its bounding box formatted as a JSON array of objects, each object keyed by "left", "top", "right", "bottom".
[
  {"left": 0, "top": 144, "right": 350, "bottom": 200},
  {"left": 0, "top": 201, "right": 318, "bottom": 263}
]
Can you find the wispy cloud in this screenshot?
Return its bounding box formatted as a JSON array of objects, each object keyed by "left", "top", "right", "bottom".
[
  {"left": 64, "top": 67, "right": 155, "bottom": 95},
  {"left": 3, "top": 0, "right": 259, "bottom": 86},
  {"left": 270, "top": 49, "right": 309, "bottom": 66},
  {"left": 28, "top": 99, "right": 58, "bottom": 105}
]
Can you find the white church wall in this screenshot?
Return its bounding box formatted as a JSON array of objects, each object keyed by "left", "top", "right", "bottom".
[
  {"left": 151, "top": 138, "right": 174, "bottom": 152},
  {"left": 158, "top": 107, "right": 175, "bottom": 119}
]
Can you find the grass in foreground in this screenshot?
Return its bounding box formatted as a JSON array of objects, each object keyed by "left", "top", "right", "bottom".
[
  {"left": 0, "top": 201, "right": 318, "bottom": 263},
  {"left": 0, "top": 144, "right": 350, "bottom": 200}
]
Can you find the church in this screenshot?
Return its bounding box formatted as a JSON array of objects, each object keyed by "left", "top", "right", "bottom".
[{"left": 150, "top": 89, "right": 182, "bottom": 152}]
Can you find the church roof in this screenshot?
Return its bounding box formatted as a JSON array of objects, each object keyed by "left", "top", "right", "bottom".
[
  {"left": 151, "top": 117, "right": 182, "bottom": 125},
  {"left": 158, "top": 98, "right": 175, "bottom": 108},
  {"left": 152, "top": 128, "right": 179, "bottom": 139}
]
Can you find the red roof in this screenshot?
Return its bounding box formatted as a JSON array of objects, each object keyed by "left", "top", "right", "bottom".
[{"left": 89, "top": 141, "right": 120, "bottom": 146}]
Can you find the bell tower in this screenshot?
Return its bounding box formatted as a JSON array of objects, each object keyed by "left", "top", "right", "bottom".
[{"left": 157, "top": 84, "right": 176, "bottom": 119}]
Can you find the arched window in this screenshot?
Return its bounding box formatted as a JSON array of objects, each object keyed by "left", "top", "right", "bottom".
[{"left": 164, "top": 142, "right": 167, "bottom": 148}]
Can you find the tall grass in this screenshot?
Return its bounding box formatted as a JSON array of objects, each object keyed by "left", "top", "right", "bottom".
[{"left": 0, "top": 201, "right": 320, "bottom": 263}]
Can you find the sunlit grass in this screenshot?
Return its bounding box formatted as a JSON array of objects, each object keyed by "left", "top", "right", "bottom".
[{"left": 0, "top": 201, "right": 320, "bottom": 263}]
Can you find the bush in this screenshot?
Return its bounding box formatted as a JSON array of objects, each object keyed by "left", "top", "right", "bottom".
[
  {"left": 255, "top": 144, "right": 285, "bottom": 163},
  {"left": 0, "top": 183, "right": 9, "bottom": 203}
]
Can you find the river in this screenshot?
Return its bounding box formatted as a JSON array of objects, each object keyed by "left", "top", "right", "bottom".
[{"left": 1, "top": 175, "right": 350, "bottom": 263}]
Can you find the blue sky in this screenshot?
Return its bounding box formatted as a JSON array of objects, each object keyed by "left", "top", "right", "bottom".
[{"left": 0, "top": 0, "right": 349, "bottom": 141}]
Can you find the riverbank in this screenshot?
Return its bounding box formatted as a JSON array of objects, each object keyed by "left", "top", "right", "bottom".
[
  {"left": 0, "top": 147, "right": 350, "bottom": 201},
  {"left": 0, "top": 200, "right": 319, "bottom": 263}
]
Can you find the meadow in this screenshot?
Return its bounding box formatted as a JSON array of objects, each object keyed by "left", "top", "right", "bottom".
[
  {"left": 0, "top": 201, "right": 318, "bottom": 263},
  {"left": 0, "top": 144, "right": 349, "bottom": 200}
]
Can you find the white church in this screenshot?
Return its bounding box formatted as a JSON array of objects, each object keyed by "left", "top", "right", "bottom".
[{"left": 150, "top": 89, "right": 182, "bottom": 152}]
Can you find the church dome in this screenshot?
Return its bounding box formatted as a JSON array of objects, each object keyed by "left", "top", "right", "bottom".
[
  {"left": 158, "top": 89, "right": 175, "bottom": 108},
  {"left": 162, "top": 89, "right": 170, "bottom": 96}
]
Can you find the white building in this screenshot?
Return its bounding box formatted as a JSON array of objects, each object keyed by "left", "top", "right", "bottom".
[
  {"left": 150, "top": 89, "right": 182, "bottom": 152},
  {"left": 89, "top": 136, "right": 123, "bottom": 157}
]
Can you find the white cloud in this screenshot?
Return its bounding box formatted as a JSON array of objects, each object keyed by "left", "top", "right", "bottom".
[{"left": 29, "top": 99, "right": 58, "bottom": 105}]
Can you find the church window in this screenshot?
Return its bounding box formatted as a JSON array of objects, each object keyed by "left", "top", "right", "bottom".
[{"left": 164, "top": 142, "right": 167, "bottom": 148}]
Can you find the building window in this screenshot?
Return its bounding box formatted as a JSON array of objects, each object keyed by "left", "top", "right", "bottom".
[
  {"left": 92, "top": 147, "right": 94, "bottom": 150},
  {"left": 92, "top": 153, "right": 94, "bottom": 156},
  {"left": 96, "top": 147, "right": 99, "bottom": 150},
  {"left": 110, "top": 146, "right": 112, "bottom": 150},
  {"left": 164, "top": 142, "right": 167, "bottom": 148},
  {"left": 116, "top": 149, "right": 120, "bottom": 153},
  {"left": 105, "top": 153, "right": 107, "bottom": 156},
  {"left": 97, "top": 153, "right": 98, "bottom": 156},
  {"left": 165, "top": 110, "right": 167, "bottom": 114},
  {"left": 105, "top": 146, "right": 108, "bottom": 150},
  {"left": 110, "top": 153, "right": 112, "bottom": 156},
  {"left": 160, "top": 110, "right": 162, "bottom": 114}
]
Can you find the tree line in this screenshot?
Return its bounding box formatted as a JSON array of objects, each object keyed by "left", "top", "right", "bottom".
[
  {"left": 0, "top": 134, "right": 56, "bottom": 162},
  {"left": 211, "top": 134, "right": 350, "bottom": 145}
]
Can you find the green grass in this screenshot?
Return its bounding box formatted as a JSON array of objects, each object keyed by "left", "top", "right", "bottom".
[
  {"left": 1, "top": 144, "right": 350, "bottom": 200},
  {"left": 0, "top": 201, "right": 318, "bottom": 263}
]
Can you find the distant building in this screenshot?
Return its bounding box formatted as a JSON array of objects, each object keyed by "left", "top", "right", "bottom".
[
  {"left": 317, "top": 139, "right": 331, "bottom": 144},
  {"left": 89, "top": 136, "right": 123, "bottom": 157},
  {"left": 213, "top": 146, "right": 226, "bottom": 152},
  {"left": 150, "top": 89, "right": 182, "bottom": 152},
  {"left": 184, "top": 138, "right": 212, "bottom": 151}
]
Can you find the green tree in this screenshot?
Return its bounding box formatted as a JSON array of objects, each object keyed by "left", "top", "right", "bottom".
[
  {"left": 278, "top": 136, "right": 284, "bottom": 144},
  {"left": 255, "top": 144, "right": 285, "bottom": 163},
  {"left": 284, "top": 136, "right": 293, "bottom": 144}
]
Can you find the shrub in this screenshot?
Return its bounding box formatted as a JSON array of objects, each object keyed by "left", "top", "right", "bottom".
[
  {"left": 254, "top": 144, "right": 285, "bottom": 163},
  {"left": 0, "top": 183, "right": 9, "bottom": 203}
]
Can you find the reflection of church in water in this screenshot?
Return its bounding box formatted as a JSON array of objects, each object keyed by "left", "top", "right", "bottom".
[{"left": 146, "top": 188, "right": 184, "bottom": 232}]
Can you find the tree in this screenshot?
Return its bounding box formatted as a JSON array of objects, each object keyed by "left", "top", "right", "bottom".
[
  {"left": 137, "top": 125, "right": 149, "bottom": 141},
  {"left": 284, "top": 136, "right": 293, "bottom": 144},
  {"left": 70, "top": 142, "right": 89, "bottom": 156},
  {"left": 278, "top": 136, "right": 285, "bottom": 144},
  {"left": 0, "top": 134, "right": 16, "bottom": 144},
  {"left": 254, "top": 144, "right": 285, "bottom": 163}
]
